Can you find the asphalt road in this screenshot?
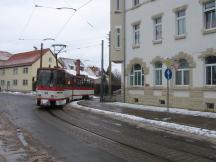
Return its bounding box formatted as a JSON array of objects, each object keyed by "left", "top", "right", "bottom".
[{"left": 0, "top": 93, "right": 216, "bottom": 162}]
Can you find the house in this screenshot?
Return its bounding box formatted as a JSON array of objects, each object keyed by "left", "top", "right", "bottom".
[
  {"left": 110, "top": 0, "right": 216, "bottom": 111},
  {"left": 58, "top": 57, "right": 100, "bottom": 80},
  {"left": 0, "top": 49, "right": 63, "bottom": 92}
]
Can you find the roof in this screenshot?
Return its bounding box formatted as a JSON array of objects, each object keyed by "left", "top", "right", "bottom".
[
  {"left": 59, "top": 57, "right": 84, "bottom": 69},
  {"left": 0, "top": 51, "right": 12, "bottom": 61},
  {"left": 66, "top": 69, "right": 99, "bottom": 80},
  {"left": 0, "top": 49, "right": 50, "bottom": 68}
]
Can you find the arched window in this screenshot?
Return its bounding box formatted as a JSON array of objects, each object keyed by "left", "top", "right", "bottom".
[
  {"left": 130, "top": 64, "right": 144, "bottom": 86},
  {"left": 155, "top": 62, "right": 163, "bottom": 85},
  {"left": 205, "top": 56, "right": 216, "bottom": 85},
  {"left": 175, "top": 59, "right": 189, "bottom": 85}
]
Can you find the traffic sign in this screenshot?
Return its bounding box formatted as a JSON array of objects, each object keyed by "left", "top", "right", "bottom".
[{"left": 164, "top": 68, "right": 172, "bottom": 80}]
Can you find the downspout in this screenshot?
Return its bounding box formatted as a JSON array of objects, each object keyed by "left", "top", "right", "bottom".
[{"left": 123, "top": 0, "right": 126, "bottom": 103}]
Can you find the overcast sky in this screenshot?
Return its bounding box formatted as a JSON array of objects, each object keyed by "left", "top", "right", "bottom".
[{"left": 0, "top": 0, "right": 119, "bottom": 70}]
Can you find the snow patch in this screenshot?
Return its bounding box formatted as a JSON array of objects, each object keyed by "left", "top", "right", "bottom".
[
  {"left": 17, "top": 128, "right": 28, "bottom": 147},
  {"left": 107, "top": 102, "right": 216, "bottom": 119},
  {"left": 71, "top": 102, "right": 216, "bottom": 139}
]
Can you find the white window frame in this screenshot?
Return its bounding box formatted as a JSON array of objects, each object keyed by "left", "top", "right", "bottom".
[
  {"left": 203, "top": 0, "right": 216, "bottom": 30},
  {"left": 1, "top": 80, "right": 5, "bottom": 86},
  {"left": 205, "top": 63, "right": 216, "bottom": 85},
  {"left": 13, "top": 68, "right": 18, "bottom": 75},
  {"left": 133, "top": 24, "right": 140, "bottom": 45},
  {"left": 23, "top": 80, "right": 28, "bottom": 86},
  {"left": 13, "top": 80, "right": 18, "bottom": 86},
  {"left": 154, "top": 63, "right": 163, "bottom": 86},
  {"left": 153, "top": 17, "right": 162, "bottom": 41},
  {"left": 115, "top": 27, "right": 121, "bottom": 48},
  {"left": 176, "top": 9, "right": 186, "bottom": 36},
  {"left": 130, "top": 64, "right": 144, "bottom": 87},
  {"left": 23, "top": 67, "right": 28, "bottom": 74}
]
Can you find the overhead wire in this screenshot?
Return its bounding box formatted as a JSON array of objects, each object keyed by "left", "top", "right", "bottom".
[
  {"left": 54, "top": 0, "right": 93, "bottom": 39},
  {"left": 66, "top": 43, "right": 100, "bottom": 52},
  {"left": 19, "top": 0, "right": 36, "bottom": 40}
]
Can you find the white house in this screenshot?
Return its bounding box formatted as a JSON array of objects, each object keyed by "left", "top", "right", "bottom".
[{"left": 110, "top": 0, "right": 216, "bottom": 111}]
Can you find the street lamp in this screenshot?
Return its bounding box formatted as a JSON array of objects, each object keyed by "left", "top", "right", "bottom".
[
  {"left": 35, "top": 4, "right": 77, "bottom": 11},
  {"left": 56, "top": 7, "right": 77, "bottom": 11}
]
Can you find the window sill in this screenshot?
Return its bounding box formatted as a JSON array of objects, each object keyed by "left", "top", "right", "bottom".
[
  {"left": 173, "top": 85, "right": 191, "bottom": 90},
  {"left": 131, "top": 4, "right": 141, "bottom": 10},
  {"left": 132, "top": 44, "right": 140, "bottom": 49},
  {"left": 114, "top": 10, "right": 122, "bottom": 14},
  {"left": 115, "top": 47, "right": 121, "bottom": 51},
  {"left": 174, "top": 34, "right": 187, "bottom": 40},
  {"left": 153, "top": 85, "right": 164, "bottom": 90},
  {"left": 202, "top": 28, "right": 216, "bottom": 35},
  {"left": 152, "top": 39, "right": 162, "bottom": 45},
  {"left": 128, "top": 86, "right": 144, "bottom": 89},
  {"left": 203, "top": 85, "right": 216, "bottom": 91}
]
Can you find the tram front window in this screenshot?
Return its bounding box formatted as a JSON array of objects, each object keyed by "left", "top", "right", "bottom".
[{"left": 37, "top": 70, "right": 65, "bottom": 87}]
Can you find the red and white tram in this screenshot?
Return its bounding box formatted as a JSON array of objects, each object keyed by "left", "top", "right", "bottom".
[{"left": 36, "top": 68, "right": 94, "bottom": 107}]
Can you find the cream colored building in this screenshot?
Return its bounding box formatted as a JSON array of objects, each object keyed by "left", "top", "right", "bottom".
[
  {"left": 0, "top": 49, "right": 62, "bottom": 92},
  {"left": 111, "top": 0, "right": 216, "bottom": 111}
]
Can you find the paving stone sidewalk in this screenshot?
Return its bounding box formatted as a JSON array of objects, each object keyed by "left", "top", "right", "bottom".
[{"left": 78, "top": 99, "right": 216, "bottom": 131}]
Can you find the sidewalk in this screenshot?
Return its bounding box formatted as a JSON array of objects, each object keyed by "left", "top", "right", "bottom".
[{"left": 78, "top": 99, "right": 216, "bottom": 132}]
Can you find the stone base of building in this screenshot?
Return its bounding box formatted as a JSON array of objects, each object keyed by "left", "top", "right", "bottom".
[{"left": 124, "top": 87, "right": 216, "bottom": 112}]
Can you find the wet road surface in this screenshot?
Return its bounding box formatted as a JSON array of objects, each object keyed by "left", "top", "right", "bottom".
[{"left": 0, "top": 93, "right": 216, "bottom": 162}]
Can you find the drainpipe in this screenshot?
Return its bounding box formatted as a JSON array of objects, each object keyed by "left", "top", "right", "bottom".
[{"left": 123, "top": 0, "right": 126, "bottom": 103}]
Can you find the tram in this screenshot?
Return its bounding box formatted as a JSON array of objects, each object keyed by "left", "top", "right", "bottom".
[{"left": 36, "top": 68, "right": 94, "bottom": 107}]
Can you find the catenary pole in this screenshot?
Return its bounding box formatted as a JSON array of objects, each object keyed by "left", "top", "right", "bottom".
[
  {"left": 100, "top": 40, "right": 104, "bottom": 102},
  {"left": 40, "top": 43, "right": 43, "bottom": 68}
]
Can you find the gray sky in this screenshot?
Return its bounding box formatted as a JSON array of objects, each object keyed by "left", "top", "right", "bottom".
[{"left": 0, "top": 0, "right": 119, "bottom": 70}]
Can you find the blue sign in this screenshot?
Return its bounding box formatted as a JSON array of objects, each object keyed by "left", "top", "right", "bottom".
[{"left": 164, "top": 69, "right": 172, "bottom": 80}]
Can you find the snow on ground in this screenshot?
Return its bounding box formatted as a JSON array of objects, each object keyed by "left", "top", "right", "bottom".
[
  {"left": 71, "top": 101, "right": 216, "bottom": 139},
  {"left": 107, "top": 102, "right": 216, "bottom": 119},
  {"left": 0, "top": 91, "right": 36, "bottom": 96}
]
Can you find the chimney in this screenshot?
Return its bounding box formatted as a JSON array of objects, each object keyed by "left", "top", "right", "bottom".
[{"left": 76, "top": 59, "right": 80, "bottom": 76}]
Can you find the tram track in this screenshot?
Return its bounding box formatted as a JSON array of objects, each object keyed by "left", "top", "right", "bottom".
[
  {"left": 47, "top": 109, "right": 172, "bottom": 162},
  {"left": 47, "top": 108, "right": 216, "bottom": 162},
  {"left": 74, "top": 101, "right": 216, "bottom": 160}
]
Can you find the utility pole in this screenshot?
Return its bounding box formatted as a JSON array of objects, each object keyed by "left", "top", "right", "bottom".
[
  {"left": 52, "top": 44, "right": 67, "bottom": 68},
  {"left": 40, "top": 43, "right": 43, "bottom": 68},
  {"left": 108, "top": 32, "right": 112, "bottom": 99},
  {"left": 100, "top": 40, "right": 104, "bottom": 102}
]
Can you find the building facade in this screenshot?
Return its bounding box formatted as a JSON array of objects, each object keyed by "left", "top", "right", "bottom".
[
  {"left": 0, "top": 49, "right": 62, "bottom": 92},
  {"left": 111, "top": 0, "right": 216, "bottom": 111}
]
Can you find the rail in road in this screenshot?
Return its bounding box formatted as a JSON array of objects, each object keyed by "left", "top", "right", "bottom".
[{"left": 37, "top": 107, "right": 216, "bottom": 162}]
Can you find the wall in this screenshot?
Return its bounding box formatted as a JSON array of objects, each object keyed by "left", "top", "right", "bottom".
[{"left": 121, "top": 0, "right": 216, "bottom": 111}]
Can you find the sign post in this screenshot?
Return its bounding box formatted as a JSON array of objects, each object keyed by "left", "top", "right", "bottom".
[{"left": 164, "top": 68, "right": 172, "bottom": 112}]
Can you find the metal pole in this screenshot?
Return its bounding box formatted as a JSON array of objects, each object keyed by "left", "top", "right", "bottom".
[
  {"left": 40, "top": 43, "right": 43, "bottom": 68},
  {"left": 167, "top": 79, "right": 169, "bottom": 112},
  {"left": 56, "top": 53, "right": 58, "bottom": 68},
  {"left": 100, "top": 40, "right": 104, "bottom": 102},
  {"left": 123, "top": 1, "right": 126, "bottom": 103},
  {"left": 108, "top": 32, "right": 112, "bottom": 99}
]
